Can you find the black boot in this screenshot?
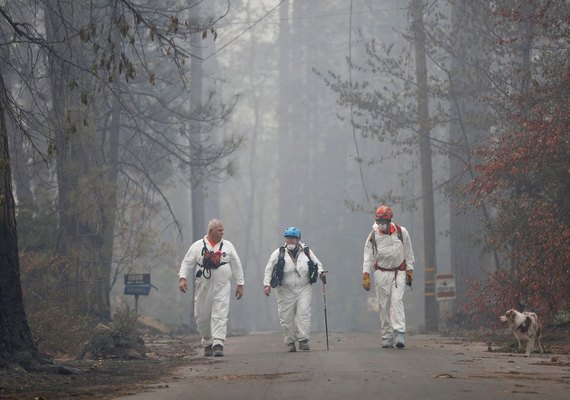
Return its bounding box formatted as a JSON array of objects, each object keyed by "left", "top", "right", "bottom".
[{"left": 213, "top": 344, "right": 224, "bottom": 357}]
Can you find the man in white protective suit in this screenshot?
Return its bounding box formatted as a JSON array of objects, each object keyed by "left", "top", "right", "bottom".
[
  {"left": 178, "top": 219, "right": 244, "bottom": 357},
  {"left": 362, "top": 206, "right": 415, "bottom": 349},
  {"left": 263, "top": 227, "right": 326, "bottom": 352}
]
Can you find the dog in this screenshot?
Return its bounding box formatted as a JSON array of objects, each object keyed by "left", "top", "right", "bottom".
[{"left": 500, "top": 309, "right": 544, "bottom": 357}]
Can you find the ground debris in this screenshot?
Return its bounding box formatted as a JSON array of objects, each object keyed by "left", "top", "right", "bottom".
[
  {"left": 434, "top": 373, "right": 455, "bottom": 379},
  {"left": 0, "top": 333, "right": 200, "bottom": 400}
]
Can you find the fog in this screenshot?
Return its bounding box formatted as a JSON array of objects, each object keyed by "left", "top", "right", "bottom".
[
  {"left": 108, "top": 0, "right": 452, "bottom": 334},
  {"left": 1, "top": 0, "right": 567, "bottom": 368}
]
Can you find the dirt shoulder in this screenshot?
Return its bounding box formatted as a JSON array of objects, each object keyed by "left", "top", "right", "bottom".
[{"left": 0, "top": 334, "right": 201, "bottom": 400}]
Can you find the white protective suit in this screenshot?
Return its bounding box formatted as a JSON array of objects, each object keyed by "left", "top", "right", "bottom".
[
  {"left": 263, "top": 243, "right": 324, "bottom": 345},
  {"left": 362, "top": 223, "right": 415, "bottom": 345},
  {"left": 178, "top": 237, "right": 244, "bottom": 347}
]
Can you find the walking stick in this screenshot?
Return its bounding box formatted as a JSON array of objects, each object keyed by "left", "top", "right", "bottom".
[{"left": 321, "top": 271, "right": 330, "bottom": 351}]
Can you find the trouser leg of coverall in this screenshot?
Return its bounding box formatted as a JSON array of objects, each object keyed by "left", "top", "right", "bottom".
[
  {"left": 194, "top": 279, "right": 231, "bottom": 347},
  {"left": 210, "top": 280, "right": 231, "bottom": 347},
  {"left": 277, "top": 285, "right": 312, "bottom": 344},
  {"left": 194, "top": 278, "right": 214, "bottom": 347},
  {"left": 390, "top": 271, "right": 407, "bottom": 336},
  {"left": 375, "top": 270, "right": 393, "bottom": 342},
  {"left": 294, "top": 285, "right": 312, "bottom": 343}
]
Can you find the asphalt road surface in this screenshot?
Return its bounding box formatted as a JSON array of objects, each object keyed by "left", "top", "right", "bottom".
[{"left": 115, "top": 332, "right": 570, "bottom": 400}]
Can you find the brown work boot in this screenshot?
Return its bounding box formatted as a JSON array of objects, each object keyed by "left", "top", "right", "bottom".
[{"left": 204, "top": 345, "right": 213, "bottom": 357}]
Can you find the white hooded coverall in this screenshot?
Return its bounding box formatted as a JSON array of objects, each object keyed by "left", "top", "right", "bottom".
[
  {"left": 263, "top": 243, "right": 324, "bottom": 345},
  {"left": 179, "top": 237, "right": 244, "bottom": 347},
  {"left": 362, "top": 223, "right": 414, "bottom": 343}
]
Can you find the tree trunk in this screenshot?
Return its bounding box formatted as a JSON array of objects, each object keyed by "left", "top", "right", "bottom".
[
  {"left": 278, "top": 0, "right": 293, "bottom": 233},
  {"left": 45, "top": 0, "right": 110, "bottom": 320},
  {"left": 411, "top": 0, "right": 438, "bottom": 331},
  {"left": 448, "top": 0, "right": 493, "bottom": 310},
  {"left": 187, "top": 3, "right": 205, "bottom": 330},
  {"left": 288, "top": 0, "right": 312, "bottom": 226},
  {"left": 102, "top": 39, "right": 121, "bottom": 300},
  {"left": 239, "top": 0, "right": 265, "bottom": 331},
  {"left": 0, "top": 69, "right": 39, "bottom": 368}
]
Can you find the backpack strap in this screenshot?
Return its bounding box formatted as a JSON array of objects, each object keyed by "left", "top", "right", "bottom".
[
  {"left": 303, "top": 245, "right": 311, "bottom": 260},
  {"left": 200, "top": 239, "right": 227, "bottom": 272},
  {"left": 303, "top": 245, "right": 319, "bottom": 284},
  {"left": 394, "top": 223, "right": 403, "bottom": 243},
  {"left": 270, "top": 246, "right": 286, "bottom": 288}
]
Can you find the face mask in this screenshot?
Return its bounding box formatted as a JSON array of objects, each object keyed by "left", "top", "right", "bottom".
[
  {"left": 375, "top": 218, "right": 390, "bottom": 231},
  {"left": 374, "top": 222, "right": 389, "bottom": 231},
  {"left": 286, "top": 243, "right": 297, "bottom": 251}
]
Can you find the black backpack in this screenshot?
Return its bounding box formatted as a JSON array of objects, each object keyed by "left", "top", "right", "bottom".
[
  {"left": 270, "top": 246, "right": 286, "bottom": 288},
  {"left": 270, "top": 245, "right": 318, "bottom": 288},
  {"left": 305, "top": 246, "right": 319, "bottom": 284}
]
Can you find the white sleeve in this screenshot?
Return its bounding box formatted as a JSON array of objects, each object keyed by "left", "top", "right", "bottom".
[
  {"left": 226, "top": 241, "right": 245, "bottom": 286},
  {"left": 308, "top": 249, "right": 324, "bottom": 274},
  {"left": 401, "top": 227, "right": 415, "bottom": 270},
  {"left": 178, "top": 241, "right": 200, "bottom": 280},
  {"left": 263, "top": 249, "right": 280, "bottom": 286},
  {"left": 362, "top": 232, "right": 375, "bottom": 275}
]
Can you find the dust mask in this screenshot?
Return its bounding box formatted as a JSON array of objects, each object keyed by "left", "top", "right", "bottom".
[
  {"left": 375, "top": 218, "right": 391, "bottom": 232},
  {"left": 373, "top": 222, "right": 388, "bottom": 231},
  {"left": 286, "top": 243, "right": 297, "bottom": 251}
]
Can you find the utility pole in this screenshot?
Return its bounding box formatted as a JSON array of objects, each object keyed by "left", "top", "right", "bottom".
[{"left": 411, "top": 0, "right": 438, "bottom": 331}]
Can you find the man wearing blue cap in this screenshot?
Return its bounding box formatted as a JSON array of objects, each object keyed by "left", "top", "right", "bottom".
[{"left": 263, "top": 227, "right": 325, "bottom": 352}]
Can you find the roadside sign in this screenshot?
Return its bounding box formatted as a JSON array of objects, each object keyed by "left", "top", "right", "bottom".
[
  {"left": 124, "top": 273, "right": 151, "bottom": 285},
  {"left": 124, "top": 273, "right": 154, "bottom": 315},
  {"left": 124, "top": 273, "right": 152, "bottom": 297},
  {"left": 435, "top": 274, "right": 456, "bottom": 300},
  {"left": 124, "top": 284, "right": 151, "bottom": 296}
]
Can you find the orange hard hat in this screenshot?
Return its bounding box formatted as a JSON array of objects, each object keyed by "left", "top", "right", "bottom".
[{"left": 375, "top": 206, "right": 393, "bottom": 220}]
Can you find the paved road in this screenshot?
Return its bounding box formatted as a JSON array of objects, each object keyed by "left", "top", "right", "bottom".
[{"left": 115, "top": 332, "right": 570, "bottom": 400}]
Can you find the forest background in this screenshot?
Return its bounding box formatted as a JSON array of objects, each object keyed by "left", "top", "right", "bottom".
[{"left": 0, "top": 0, "right": 568, "bottom": 367}]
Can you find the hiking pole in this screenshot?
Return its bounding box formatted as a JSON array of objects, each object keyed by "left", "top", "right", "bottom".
[{"left": 321, "top": 271, "right": 330, "bottom": 351}]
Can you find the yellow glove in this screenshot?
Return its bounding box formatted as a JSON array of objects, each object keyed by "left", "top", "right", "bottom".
[
  {"left": 405, "top": 270, "right": 413, "bottom": 287},
  {"left": 362, "top": 272, "right": 371, "bottom": 291}
]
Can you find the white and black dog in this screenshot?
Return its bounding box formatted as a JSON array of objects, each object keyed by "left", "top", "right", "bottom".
[{"left": 500, "top": 309, "right": 544, "bottom": 357}]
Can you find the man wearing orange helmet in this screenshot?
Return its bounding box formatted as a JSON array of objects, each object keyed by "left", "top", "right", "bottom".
[{"left": 362, "top": 206, "right": 415, "bottom": 349}]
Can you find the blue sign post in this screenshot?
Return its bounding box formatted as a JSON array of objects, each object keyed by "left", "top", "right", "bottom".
[{"left": 124, "top": 273, "right": 154, "bottom": 315}]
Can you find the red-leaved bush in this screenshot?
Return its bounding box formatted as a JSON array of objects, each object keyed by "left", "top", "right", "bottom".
[{"left": 465, "top": 2, "right": 570, "bottom": 325}]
